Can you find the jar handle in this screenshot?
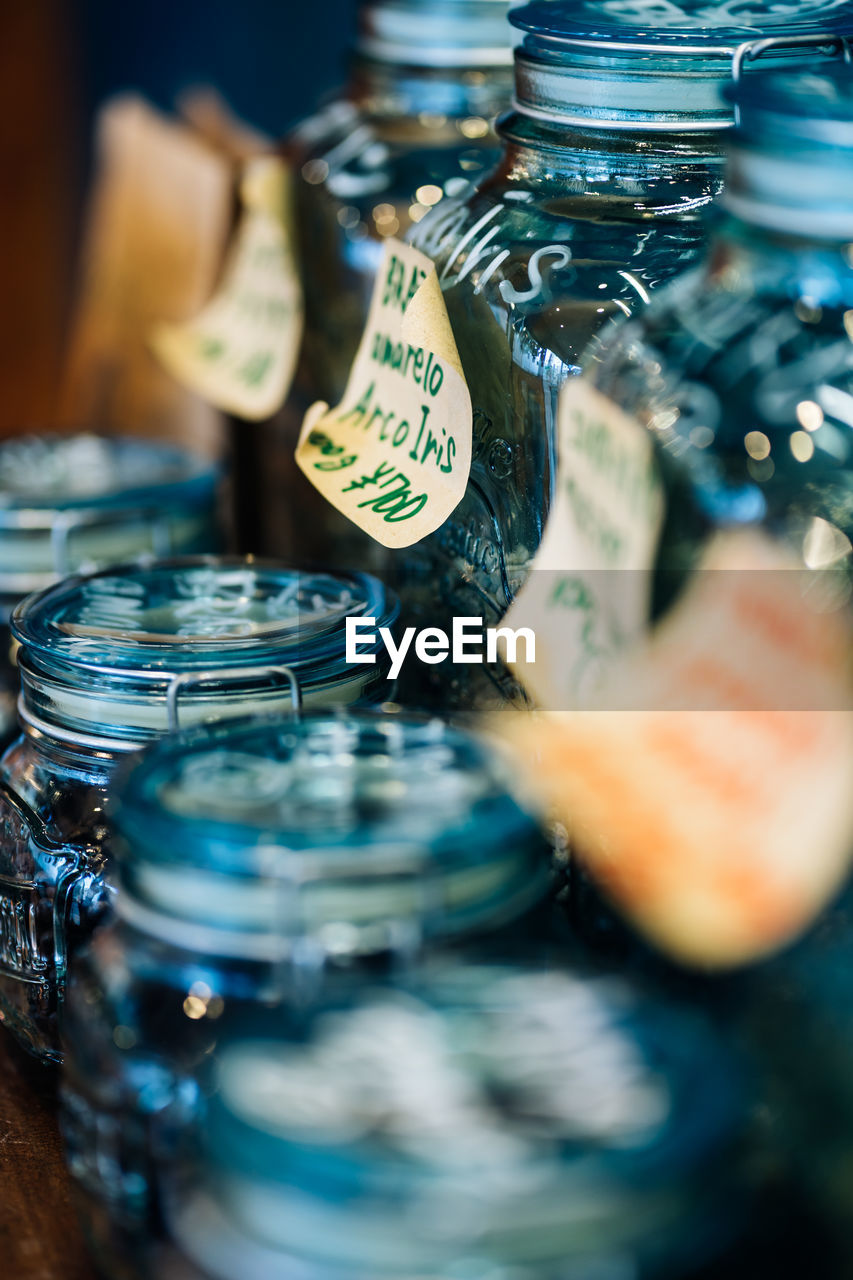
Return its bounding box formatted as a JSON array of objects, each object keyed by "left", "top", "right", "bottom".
[
  {"left": 731, "top": 35, "right": 852, "bottom": 125},
  {"left": 165, "top": 663, "right": 303, "bottom": 733},
  {"left": 50, "top": 505, "right": 177, "bottom": 579}
]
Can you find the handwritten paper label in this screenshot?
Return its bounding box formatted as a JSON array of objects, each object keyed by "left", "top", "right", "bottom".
[
  {"left": 151, "top": 156, "right": 303, "bottom": 421},
  {"left": 503, "top": 379, "right": 664, "bottom": 708},
  {"left": 295, "top": 239, "right": 472, "bottom": 550},
  {"left": 499, "top": 529, "right": 853, "bottom": 968}
]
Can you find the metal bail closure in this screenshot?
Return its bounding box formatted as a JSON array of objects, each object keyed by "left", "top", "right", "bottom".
[
  {"left": 731, "top": 33, "right": 853, "bottom": 125},
  {"left": 166, "top": 663, "right": 303, "bottom": 733},
  {"left": 49, "top": 505, "right": 176, "bottom": 579}
]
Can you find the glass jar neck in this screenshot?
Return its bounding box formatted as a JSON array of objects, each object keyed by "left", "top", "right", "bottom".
[
  {"left": 495, "top": 111, "right": 727, "bottom": 200},
  {"left": 356, "top": 1, "right": 512, "bottom": 73},
  {"left": 348, "top": 54, "right": 513, "bottom": 122},
  {"left": 19, "top": 717, "right": 125, "bottom": 780},
  {"left": 114, "top": 833, "right": 548, "bottom": 969},
  {"left": 16, "top": 651, "right": 305, "bottom": 755},
  {"left": 512, "top": 48, "right": 738, "bottom": 135}
]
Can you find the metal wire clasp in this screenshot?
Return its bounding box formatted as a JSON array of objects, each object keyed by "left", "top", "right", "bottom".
[
  {"left": 732, "top": 34, "right": 853, "bottom": 125},
  {"left": 166, "top": 663, "right": 303, "bottom": 733}
]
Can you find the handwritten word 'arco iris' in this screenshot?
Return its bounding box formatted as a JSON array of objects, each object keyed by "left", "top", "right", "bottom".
[{"left": 340, "top": 381, "right": 456, "bottom": 475}]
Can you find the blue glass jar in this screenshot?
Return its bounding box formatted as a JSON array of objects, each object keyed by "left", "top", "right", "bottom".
[
  {"left": 0, "top": 433, "right": 222, "bottom": 746},
  {"left": 159, "top": 962, "right": 739, "bottom": 1280},
  {"left": 59, "top": 711, "right": 552, "bottom": 1278},
  {"left": 0, "top": 558, "right": 396, "bottom": 1061},
  {"left": 582, "top": 65, "right": 853, "bottom": 604},
  {"left": 395, "top": 0, "right": 853, "bottom": 707},
  {"left": 239, "top": 0, "right": 514, "bottom": 566}
]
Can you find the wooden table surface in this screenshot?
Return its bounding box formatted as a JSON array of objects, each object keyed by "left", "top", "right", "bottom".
[{"left": 0, "top": 1029, "right": 97, "bottom": 1280}]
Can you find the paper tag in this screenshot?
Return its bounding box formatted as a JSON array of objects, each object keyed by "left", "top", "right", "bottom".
[
  {"left": 499, "top": 528, "right": 853, "bottom": 968},
  {"left": 503, "top": 379, "right": 664, "bottom": 708},
  {"left": 151, "top": 156, "right": 304, "bottom": 421},
  {"left": 295, "top": 239, "right": 472, "bottom": 550},
  {"left": 58, "top": 96, "right": 234, "bottom": 457}
]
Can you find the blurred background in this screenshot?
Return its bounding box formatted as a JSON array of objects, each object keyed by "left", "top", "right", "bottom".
[{"left": 1, "top": 0, "right": 356, "bottom": 435}]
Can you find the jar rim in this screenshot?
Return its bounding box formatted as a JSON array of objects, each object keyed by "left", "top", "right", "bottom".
[
  {"left": 725, "top": 62, "right": 853, "bottom": 144},
  {"left": 357, "top": 0, "right": 514, "bottom": 69},
  {"left": 0, "top": 434, "right": 218, "bottom": 523},
  {"left": 720, "top": 66, "right": 853, "bottom": 236},
  {"left": 12, "top": 557, "right": 395, "bottom": 673},
  {"left": 110, "top": 709, "right": 548, "bottom": 951},
  {"left": 509, "top": 2, "right": 853, "bottom": 131}
]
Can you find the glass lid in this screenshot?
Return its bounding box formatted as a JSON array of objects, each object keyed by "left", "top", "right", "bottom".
[
  {"left": 112, "top": 711, "right": 550, "bottom": 954},
  {"left": 183, "top": 963, "right": 738, "bottom": 1280},
  {"left": 175, "top": 962, "right": 732, "bottom": 1274},
  {"left": 723, "top": 64, "right": 853, "bottom": 234},
  {"left": 512, "top": 0, "right": 853, "bottom": 52},
  {"left": 728, "top": 61, "right": 853, "bottom": 145},
  {"left": 359, "top": 0, "right": 513, "bottom": 68},
  {"left": 213, "top": 964, "right": 734, "bottom": 1173},
  {"left": 0, "top": 434, "right": 217, "bottom": 522},
  {"left": 509, "top": 0, "right": 853, "bottom": 130},
  {"left": 12, "top": 558, "right": 394, "bottom": 676}
]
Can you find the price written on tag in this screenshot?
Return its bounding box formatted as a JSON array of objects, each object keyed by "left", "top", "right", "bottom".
[
  {"left": 499, "top": 530, "right": 853, "bottom": 968},
  {"left": 295, "top": 238, "right": 472, "bottom": 550},
  {"left": 151, "top": 156, "right": 304, "bottom": 421},
  {"left": 503, "top": 379, "right": 664, "bottom": 708}
]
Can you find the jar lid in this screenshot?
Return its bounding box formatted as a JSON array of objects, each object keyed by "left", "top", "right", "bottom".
[
  {"left": 113, "top": 711, "right": 549, "bottom": 958},
  {"left": 510, "top": 0, "right": 853, "bottom": 131},
  {"left": 0, "top": 435, "right": 220, "bottom": 596},
  {"left": 723, "top": 65, "right": 853, "bottom": 236},
  {"left": 185, "top": 965, "right": 737, "bottom": 1277},
  {"left": 729, "top": 60, "right": 853, "bottom": 142},
  {"left": 358, "top": 0, "right": 513, "bottom": 69},
  {"left": 13, "top": 559, "right": 397, "bottom": 748}
]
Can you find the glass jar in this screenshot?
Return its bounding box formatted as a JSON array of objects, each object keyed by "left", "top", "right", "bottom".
[
  {"left": 159, "top": 962, "right": 739, "bottom": 1280},
  {"left": 396, "top": 0, "right": 853, "bottom": 708},
  {"left": 235, "top": 0, "right": 514, "bottom": 566},
  {"left": 59, "top": 710, "right": 553, "bottom": 1279},
  {"left": 0, "top": 433, "right": 223, "bottom": 747},
  {"left": 0, "top": 557, "right": 396, "bottom": 1061},
  {"left": 582, "top": 65, "right": 853, "bottom": 610}
]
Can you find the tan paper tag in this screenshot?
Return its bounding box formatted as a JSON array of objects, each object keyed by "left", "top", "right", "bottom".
[
  {"left": 151, "top": 156, "right": 303, "bottom": 421},
  {"left": 58, "top": 95, "right": 234, "bottom": 457},
  {"left": 499, "top": 528, "right": 853, "bottom": 968},
  {"left": 503, "top": 379, "right": 664, "bottom": 707},
  {"left": 295, "top": 238, "right": 472, "bottom": 550}
]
